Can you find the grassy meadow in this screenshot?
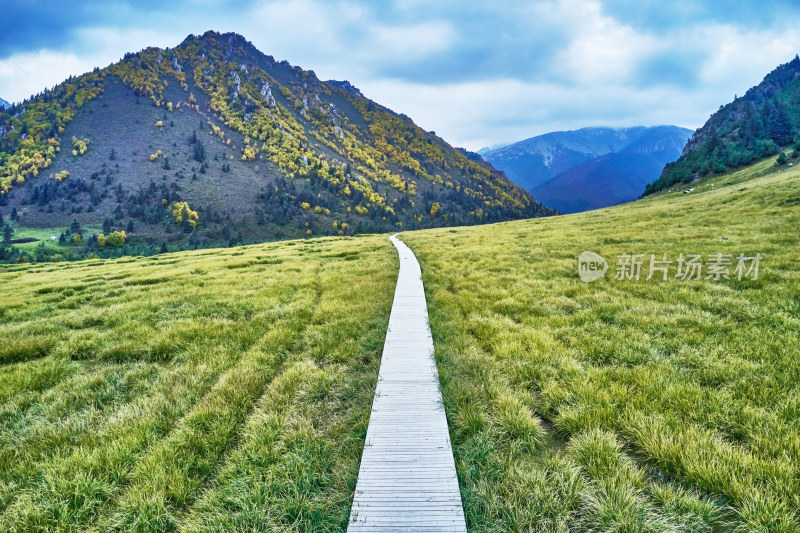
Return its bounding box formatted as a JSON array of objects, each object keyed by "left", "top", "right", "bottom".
[
  {"left": 0, "top": 235, "right": 396, "bottom": 531},
  {"left": 0, "top": 153, "right": 798, "bottom": 532},
  {"left": 402, "top": 156, "right": 800, "bottom": 531}
]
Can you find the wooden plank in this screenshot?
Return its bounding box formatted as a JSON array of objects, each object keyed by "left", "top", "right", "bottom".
[{"left": 348, "top": 235, "right": 467, "bottom": 532}]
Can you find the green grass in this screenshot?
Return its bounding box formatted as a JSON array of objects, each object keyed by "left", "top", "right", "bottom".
[
  {"left": 0, "top": 235, "right": 396, "bottom": 531},
  {"left": 402, "top": 155, "right": 800, "bottom": 532},
  {"left": 1, "top": 153, "right": 798, "bottom": 531},
  {"left": 3, "top": 223, "right": 104, "bottom": 254}
]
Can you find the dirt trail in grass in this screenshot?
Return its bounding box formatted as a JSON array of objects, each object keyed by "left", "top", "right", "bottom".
[{"left": 348, "top": 235, "right": 467, "bottom": 532}]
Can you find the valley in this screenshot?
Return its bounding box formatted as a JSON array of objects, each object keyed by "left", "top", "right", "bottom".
[
  {"left": 1, "top": 14, "right": 799, "bottom": 533},
  {"left": 1, "top": 151, "right": 797, "bottom": 530}
]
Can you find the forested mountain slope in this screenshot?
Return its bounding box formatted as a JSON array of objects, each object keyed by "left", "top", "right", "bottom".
[
  {"left": 647, "top": 54, "right": 800, "bottom": 194},
  {"left": 0, "top": 31, "right": 552, "bottom": 260}
]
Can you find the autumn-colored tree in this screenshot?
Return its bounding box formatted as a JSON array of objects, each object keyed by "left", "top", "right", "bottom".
[
  {"left": 242, "top": 145, "right": 257, "bottom": 161},
  {"left": 97, "top": 233, "right": 106, "bottom": 247},
  {"left": 170, "top": 201, "right": 198, "bottom": 229},
  {"left": 106, "top": 230, "right": 126, "bottom": 247},
  {"left": 430, "top": 202, "right": 440, "bottom": 216},
  {"left": 71, "top": 136, "right": 89, "bottom": 156}
]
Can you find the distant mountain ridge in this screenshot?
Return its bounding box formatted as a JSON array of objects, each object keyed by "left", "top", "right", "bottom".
[
  {"left": 0, "top": 97, "right": 10, "bottom": 109},
  {"left": 481, "top": 127, "right": 652, "bottom": 190},
  {"left": 482, "top": 126, "right": 691, "bottom": 213},
  {"left": 648, "top": 55, "right": 800, "bottom": 194}
]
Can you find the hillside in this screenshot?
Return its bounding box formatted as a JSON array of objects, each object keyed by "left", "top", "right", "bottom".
[
  {"left": 482, "top": 126, "right": 690, "bottom": 212},
  {"left": 531, "top": 126, "right": 690, "bottom": 213},
  {"left": 0, "top": 31, "right": 551, "bottom": 260},
  {"left": 1, "top": 151, "right": 797, "bottom": 530},
  {"left": 403, "top": 155, "right": 800, "bottom": 531},
  {"left": 647, "top": 54, "right": 800, "bottom": 194},
  {"left": 0, "top": 98, "right": 9, "bottom": 110}
]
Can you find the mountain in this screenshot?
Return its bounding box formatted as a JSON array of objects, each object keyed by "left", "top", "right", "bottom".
[
  {"left": 481, "top": 127, "right": 648, "bottom": 191},
  {"left": 0, "top": 98, "right": 9, "bottom": 110},
  {"left": 482, "top": 126, "right": 691, "bottom": 213},
  {"left": 0, "top": 31, "right": 552, "bottom": 257},
  {"left": 477, "top": 142, "right": 511, "bottom": 154},
  {"left": 647, "top": 54, "right": 800, "bottom": 194}
]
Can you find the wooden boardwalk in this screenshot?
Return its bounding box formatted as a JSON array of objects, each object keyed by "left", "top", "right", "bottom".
[{"left": 348, "top": 235, "right": 467, "bottom": 532}]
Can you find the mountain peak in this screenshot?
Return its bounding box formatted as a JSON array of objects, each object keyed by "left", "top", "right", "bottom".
[
  {"left": 183, "top": 30, "right": 252, "bottom": 48},
  {"left": 0, "top": 31, "right": 552, "bottom": 254},
  {"left": 326, "top": 80, "right": 364, "bottom": 98},
  {"left": 0, "top": 97, "right": 9, "bottom": 110}
]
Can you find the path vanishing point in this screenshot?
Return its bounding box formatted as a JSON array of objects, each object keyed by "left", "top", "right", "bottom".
[{"left": 348, "top": 235, "right": 467, "bottom": 532}]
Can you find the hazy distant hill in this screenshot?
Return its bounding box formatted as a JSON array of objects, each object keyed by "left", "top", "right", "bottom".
[
  {"left": 483, "top": 126, "right": 691, "bottom": 213},
  {"left": 0, "top": 31, "right": 551, "bottom": 259},
  {"left": 0, "top": 97, "right": 10, "bottom": 109}
]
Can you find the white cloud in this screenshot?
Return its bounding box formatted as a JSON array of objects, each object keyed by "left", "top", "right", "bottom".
[
  {"left": 359, "top": 77, "right": 727, "bottom": 150},
  {"left": 0, "top": 25, "right": 195, "bottom": 103},
  {"left": 695, "top": 24, "right": 800, "bottom": 93},
  {"left": 1, "top": 0, "right": 799, "bottom": 153},
  {"left": 539, "top": 0, "right": 658, "bottom": 85},
  {"left": 235, "top": 0, "right": 455, "bottom": 80},
  {"left": 0, "top": 51, "right": 105, "bottom": 103}
]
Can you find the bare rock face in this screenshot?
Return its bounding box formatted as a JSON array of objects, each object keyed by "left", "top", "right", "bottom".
[
  {"left": 259, "top": 81, "right": 276, "bottom": 107},
  {"left": 326, "top": 79, "right": 364, "bottom": 98}
]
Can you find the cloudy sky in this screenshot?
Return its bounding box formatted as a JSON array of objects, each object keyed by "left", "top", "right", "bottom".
[{"left": 1, "top": 0, "right": 799, "bottom": 150}]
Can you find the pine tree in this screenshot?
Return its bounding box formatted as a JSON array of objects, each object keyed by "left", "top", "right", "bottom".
[
  {"left": 767, "top": 103, "right": 793, "bottom": 146},
  {"left": 193, "top": 141, "right": 205, "bottom": 162}
]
